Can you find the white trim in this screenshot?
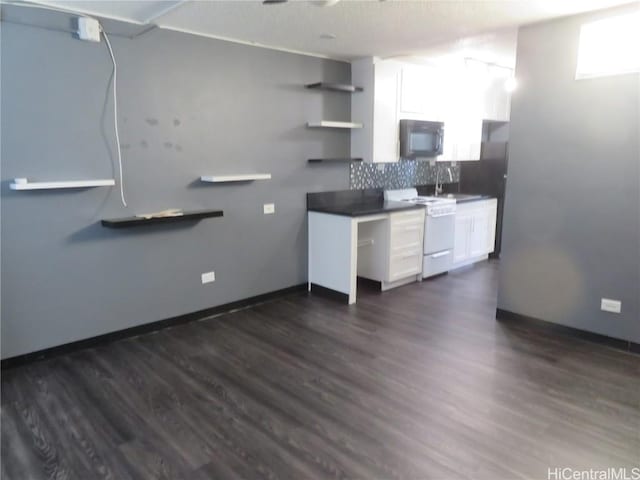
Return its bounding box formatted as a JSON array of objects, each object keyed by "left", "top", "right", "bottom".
[
  {"left": 575, "top": 69, "right": 640, "bottom": 80},
  {"left": 307, "top": 121, "right": 363, "bottom": 129},
  {"left": 4, "top": 0, "right": 351, "bottom": 62},
  {"left": 19, "top": 0, "right": 146, "bottom": 24},
  {"left": 140, "top": 1, "right": 189, "bottom": 25},
  {"left": 10, "top": 178, "right": 115, "bottom": 190},
  {"left": 200, "top": 174, "right": 271, "bottom": 183},
  {"left": 155, "top": 25, "right": 346, "bottom": 62}
]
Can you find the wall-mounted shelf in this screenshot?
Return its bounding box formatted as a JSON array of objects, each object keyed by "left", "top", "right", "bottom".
[
  {"left": 9, "top": 178, "right": 115, "bottom": 191},
  {"left": 200, "top": 174, "right": 271, "bottom": 183},
  {"left": 308, "top": 158, "right": 363, "bottom": 163},
  {"left": 305, "top": 82, "right": 363, "bottom": 93},
  {"left": 101, "top": 209, "right": 223, "bottom": 229},
  {"left": 307, "top": 121, "right": 363, "bottom": 129}
]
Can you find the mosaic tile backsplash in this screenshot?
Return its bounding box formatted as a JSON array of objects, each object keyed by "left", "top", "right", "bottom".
[{"left": 350, "top": 160, "right": 460, "bottom": 190}]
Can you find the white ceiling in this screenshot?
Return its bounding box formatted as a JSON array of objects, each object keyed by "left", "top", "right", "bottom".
[{"left": 27, "top": 0, "right": 635, "bottom": 61}]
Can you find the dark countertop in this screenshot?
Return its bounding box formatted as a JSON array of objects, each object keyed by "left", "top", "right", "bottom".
[
  {"left": 308, "top": 200, "right": 424, "bottom": 217},
  {"left": 306, "top": 188, "right": 492, "bottom": 218},
  {"left": 307, "top": 188, "right": 423, "bottom": 217},
  {"left": 453, "top": 194, "right": 494, "bottom": 204}
]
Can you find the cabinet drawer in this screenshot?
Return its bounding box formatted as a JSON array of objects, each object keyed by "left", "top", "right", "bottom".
[
  {"left": 389, "top": 250, "right": 422, "bottom": 281},
  {"left": 423, "top": 250, "right": 453, "bottom": 278},
  {"left": 390, "top": 223, "right": 423, "bottom": 250},
  {"left": 389, "top": 210, "right": 424, "bottom": 227}
]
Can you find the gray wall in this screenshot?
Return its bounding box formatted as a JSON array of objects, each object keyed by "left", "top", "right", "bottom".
[
  {"left": 1, "top": 20, "right": 351, "bottom": 358},
  {"left": 498, "top": 5, "right": 640, "bottom": 343}
]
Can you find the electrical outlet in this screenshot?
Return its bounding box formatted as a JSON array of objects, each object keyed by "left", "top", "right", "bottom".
[
  {"left": 201, "top": 271, "right": 215, "bottom": 284},
  {"left": 77, "top": 17, "right": 101, "bottom": 42},
  {"left": 600, "top": 298, "right": 621, "bottom": 314},
  {"left": 263, "top": 203, "right": 275, "bottom": 215}
]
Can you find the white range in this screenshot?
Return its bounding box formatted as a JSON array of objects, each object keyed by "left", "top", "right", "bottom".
[{"left": 384, "top": 188, "right": 457, "bottom": 278}]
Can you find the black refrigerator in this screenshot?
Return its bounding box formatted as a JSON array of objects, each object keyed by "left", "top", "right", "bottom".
[{"left": 459, "top": 142, "right": 508, "bottom": 258}]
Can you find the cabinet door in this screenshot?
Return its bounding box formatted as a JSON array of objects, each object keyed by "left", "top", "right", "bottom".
[
  {"left": 400, "top": 66, "right": 425, "bottom": 114},
  {"left": 469, "top": 201, "right": 498, "bottom": 257},
  {"left": 438, "top": 72, "right": 482, "bottom": 161},
  {"left": 457, "top": 115, "right": 483, "bottom": 161},
  {"left": 485, "top": 200, "right": 498, "bottom": 253},
  {"left": 372, "top": 61, "right": 401, "bottom": 163},
  {"left": 469, "top": 209, "right": 491, "bottom": 257},
  {"left": 495, "top": 87, "right": 511, "bottom": 122},
  {"left": 387, "top": 210, "right": 425, "bottom": 281},
  {"left": 453, "top": 213, "right": 472, "bottom": 263},
  {"left": 399, "top": 65, "right": 444, "bottom": 120}
]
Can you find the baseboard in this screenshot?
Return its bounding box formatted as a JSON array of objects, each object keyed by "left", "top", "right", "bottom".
[
  {"left": 450, "top": 254, "right": 489, "bottom": 271},
  {"left": 1, "top": 284, "right": 307, "bottom": 370},
  {"left": 496, "top": 308, "right": 639, "bottom": 354},
  {"left": 309, "top": 283, "right": 350, "bottom": 304},
  {"left": 381, "top": 275, "right": 419, "bottom": 291}
]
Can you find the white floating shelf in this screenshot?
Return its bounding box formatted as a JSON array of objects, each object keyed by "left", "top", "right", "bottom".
[
  {"left": 9, "top": 178, "right": 115, "bottom": 191},
  {"left": 307, "top": 121, "right": 363, "bottom": 129},
  {"left": 200, "top": 174, "right": 272, "bottom": 183}
]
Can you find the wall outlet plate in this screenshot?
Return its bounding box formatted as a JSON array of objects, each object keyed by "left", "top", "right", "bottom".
[
  {"left": 600, "top": 298, "right": 621, "bottom": 314},
  {"left": 77, "top": 17, "right": 101, "bottom": 42},
  {"left": 201, "top": 271, "right": 215, "bottom": 284},
  {"left": 263, "top": 203, "right": 275, "bottom": 215}
]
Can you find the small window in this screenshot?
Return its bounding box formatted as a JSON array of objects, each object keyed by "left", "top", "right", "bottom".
[{"left": 575, "top": 11, "right": 640, "bottom": 79}]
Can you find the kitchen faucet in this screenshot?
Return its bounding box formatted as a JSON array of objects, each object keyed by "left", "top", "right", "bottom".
[{"left": 434, "top": 167, "right": 453, "bottom": 196}]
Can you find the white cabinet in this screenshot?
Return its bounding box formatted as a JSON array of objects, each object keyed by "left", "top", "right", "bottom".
[
  {"left": 482, "top": 76, "right": 512, "bottom": 121},
  {"left": 453, "top": 211, "right": 473, "bottom": 263},
  {"left": 438, "top": 62, "right": 485, "bottom": 162},
  {"left": 387, "top": 210, "right": 425, "bottom": 283},
  {"left": 440, "top": 116, "right": 483, "bottom": 162},
  {"left": 452, "top": 199, "right": 497, "bottom": 268},
  {"left": 351, "top": 57, "right": 402, "bottom": 163},
  {"left": 351, "top": 57, "right": 511, "bottom": 163},
  {"left": 356, "top": 209, "right": 425, "bottom": 288},
  {"left": 399, "top": 65, "right": 444, "bottom": 121}
]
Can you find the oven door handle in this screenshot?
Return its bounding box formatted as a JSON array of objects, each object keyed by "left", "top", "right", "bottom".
[{"left": 429, "top": 212, "right": 456, "bottom": 218}]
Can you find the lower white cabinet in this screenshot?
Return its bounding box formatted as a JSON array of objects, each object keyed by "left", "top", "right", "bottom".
[
  {"left": 357, "top": 209, "right": 425, "bottom": 288},
  {"left": 387, "top": 210, "right": 425, "bottom": 282},
  {"left": 452, "top": 199, "right": 497, "bottom": 268}
]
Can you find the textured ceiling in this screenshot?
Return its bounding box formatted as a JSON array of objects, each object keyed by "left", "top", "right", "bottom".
[{"left": 27, "top": 0, "right": 636, "bottom": 60}]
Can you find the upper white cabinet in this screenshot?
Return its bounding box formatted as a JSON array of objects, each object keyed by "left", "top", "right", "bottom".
[
  {"left": 399, "top": 65, "right": 445, "bottom": 121},
  {"left": 482, "top": 75, "right": 512, "bottom": 122},
  {"left": 351, "top": 57, "right": 402, "bottom": 163},
  {"left": 351, "top": 57, "right": 511, "bottom": 163},
  {"left": 439, "top": 61, "right": 486, "bottom": 162}
]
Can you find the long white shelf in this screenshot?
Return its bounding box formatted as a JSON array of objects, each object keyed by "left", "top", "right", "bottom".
[
  {"left": 9, "top": 178, "right": 116, "bottom": 191},
  {"left": 307, "top": 121, "right": 363, "bottom": 129},
  {"left": 200, "top": 174, "right": 272, "bottom": 183}
]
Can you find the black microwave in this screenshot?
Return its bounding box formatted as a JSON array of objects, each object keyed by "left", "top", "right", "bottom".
[{"left": 399, "top": 119, "right": 445, "bottom": 159}]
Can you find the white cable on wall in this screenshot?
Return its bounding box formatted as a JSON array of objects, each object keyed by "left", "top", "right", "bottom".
[
  {"left": 101, "top": 28, "right": 127, "bottom": 207},
  {"left": 6, "top": 1, "right": 129, "bottom": 207}
]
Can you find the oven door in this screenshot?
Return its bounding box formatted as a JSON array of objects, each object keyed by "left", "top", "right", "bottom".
[{"left": 424, "top": 212, "right": 455, "bottom": 254}]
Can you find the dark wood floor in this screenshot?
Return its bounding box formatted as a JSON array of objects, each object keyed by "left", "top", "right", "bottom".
[{"left": 2, "top": 261, "right": 639, "bottom": 480}]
